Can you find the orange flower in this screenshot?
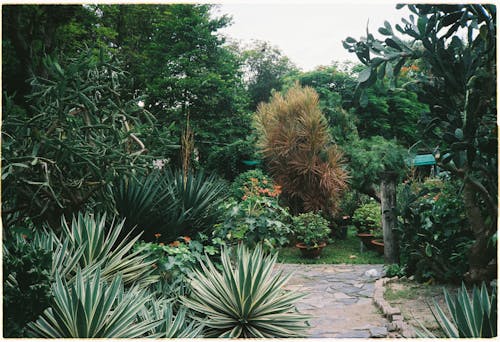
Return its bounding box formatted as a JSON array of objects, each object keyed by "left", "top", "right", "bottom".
[
  {"left": 242, "top": 195, "right": 248, "bottom": 200},
  {"left": 182, "top": 236, "right": 191, "bottom": 243},
  {"left": 262, "top": 179, "right": 268, "bottom": 184},
  {"left": 250, "top": 177, "right": 258, "bottom": 183},
  {"left": 154, "top": 233, "right": 161, "bottom": 238},
  {"left": 433, "top": 194, "right": 440, "bottom": 201},
  {"left": 170, "top": 240, "right": 181, "bottom": 247}
]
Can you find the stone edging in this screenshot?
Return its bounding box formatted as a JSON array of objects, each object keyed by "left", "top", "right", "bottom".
[{"left": 373, "top": 276, "right": 417, "bottom": 338}]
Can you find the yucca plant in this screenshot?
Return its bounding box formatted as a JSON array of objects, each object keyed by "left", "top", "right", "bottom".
[
  {"left": 160, "top": 168, "right": 228, "bottom": 240},
  {"left": 254, "top": 83, "right": 348, "bottom": 216},
  {"left": 112, "top": 172, "right": 170, "bottom": 238},
  {"left": 27, "top": 269, "right": 161, "bottom": 338},
  {"left": 182, "top": 244, "right": 310, "bottom": 338},
  {"left": 417, "top": 282, "right": 497, "bottom": 338}
]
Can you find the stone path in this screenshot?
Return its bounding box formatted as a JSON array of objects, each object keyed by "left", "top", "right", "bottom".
[{"left": 275, "top": 263, "right": 399, "bottom": 338}]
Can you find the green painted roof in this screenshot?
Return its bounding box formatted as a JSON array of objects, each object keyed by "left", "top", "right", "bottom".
[{"left": 412, "top": 154, "right": 436, "bottom": 166}]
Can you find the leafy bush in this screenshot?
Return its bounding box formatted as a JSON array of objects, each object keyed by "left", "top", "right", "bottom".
[
  {"left": 230, "top": 168, "right": 280, "bottom": 200},
  {"left": 417, "top": 282, "right": 497, "bottom": 338},
  {"left": 397, "top": 179, "right": 473, "bottom": 282},
  {"left": 3, "top": 236, "right": 52, "bottom": 337},
  {"left": 27, "top": 269, "right": 161, "bottom": 338},
  {"left": 352, "top": 201, "right": 381, "bottom": 234},
  {"left": 254, "top": 83, "right": 348, "bottom": 216},
  {"left": 182, "top": 244, "right": 310, "bottom": 337},
  {"left": 292, "top": 212, "right": 331, "bottom": 248},
  {"left": 214, "top": 196, "right": 292, "bottom": 250},
  {"left": 1, "top": 49, "right": 174, "bottom": 227}
]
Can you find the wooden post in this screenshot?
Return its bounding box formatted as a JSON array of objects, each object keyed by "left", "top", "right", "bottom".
[{"left": 381, "top": 172, "right": 398, "bottom": 264}]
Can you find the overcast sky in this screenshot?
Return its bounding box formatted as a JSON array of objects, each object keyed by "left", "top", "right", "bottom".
[{"left": 212, "top": 2, "right": 411, "bottom": 71}]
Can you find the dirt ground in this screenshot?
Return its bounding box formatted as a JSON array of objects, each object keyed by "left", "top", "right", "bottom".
[{"left": 383, "top": 279, "right": 459, "bottom": 336}]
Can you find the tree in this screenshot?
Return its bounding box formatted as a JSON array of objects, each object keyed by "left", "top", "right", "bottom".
[
  {"left": 254, "top": 83, "right": 348, "bottom": 217},
  {"left": 241, "top": 40, "right": 298, "bottom": 110},
  {"left": 343, "top": 4, "right": 497, "bottom": 283}
]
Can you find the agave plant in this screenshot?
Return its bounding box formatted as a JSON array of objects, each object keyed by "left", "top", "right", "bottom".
[
  {"left": 160, "top": 168, "right": 228, "bottom": 240},
  {"left": 182, "top": 244, "right": 310, "bottom": 338},
  {"left": 27, "top": 269, "right": 161, "bottom": 338},
  {"left": 142, "top": 300, "right": 204, "bottom": 338},
  {"left": 417, "top": 282, "right": 497, "bottom": 338},
  {"left": 31, "top": 212, "right": 156, "bottom": 286}
]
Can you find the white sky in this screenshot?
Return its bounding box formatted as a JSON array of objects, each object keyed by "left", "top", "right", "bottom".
[{"left": 212, "top": 2, "right": 411, "bottom": 71}]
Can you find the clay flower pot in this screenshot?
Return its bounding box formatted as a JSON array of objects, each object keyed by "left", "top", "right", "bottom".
[
  {"left": 356, "top": 233, "right": 375, "bottom": 249},
  {"left": 371, "top": 239, "right": 384, "bottom": 255},
  {"left": 296, "top": 242, "right": 326, "bottom": 259}
]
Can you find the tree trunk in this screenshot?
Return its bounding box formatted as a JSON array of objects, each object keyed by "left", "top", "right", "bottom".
[
  {"left": 463, "top": 181, "right": 497, "bottom": 284},
  {"left": 381, "top": 172, "right": 398, "bottom": 264}
]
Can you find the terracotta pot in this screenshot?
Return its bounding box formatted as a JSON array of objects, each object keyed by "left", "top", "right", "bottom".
[
  {"left": 296, "top": 242, "right": 326, "bottom": 259},
  {"left": 371, "top": 239, "right": 384, "bottom": 255},
  {"left": 356, "top": 233, "right": 375, "bottom": 249}
]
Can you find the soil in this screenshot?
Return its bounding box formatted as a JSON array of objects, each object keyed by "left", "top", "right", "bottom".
[{"left": 383, "top": 279, "right": 460, "bottom": 336}]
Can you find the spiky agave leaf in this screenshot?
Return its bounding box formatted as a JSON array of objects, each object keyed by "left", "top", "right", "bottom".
[
  {"left": 182, "top": 244, "right": 310, "bottom": 338},
  {"left": 27, "top": 269, "right": 161, "bottom": 338}
]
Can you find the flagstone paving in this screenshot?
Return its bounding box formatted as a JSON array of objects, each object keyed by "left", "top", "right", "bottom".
[{"left": 275, "top": 263, "right": 400, "bottom": 338}]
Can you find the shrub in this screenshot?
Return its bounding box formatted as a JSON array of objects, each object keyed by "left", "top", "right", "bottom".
[
  {"left": 3, "top": 236, "right": 52, "bottom": 337},
  {"left": 292, "top": 212, "right": 331, "bottom": 248},
  {"left": 254, "top": 83, "right": 348, "bottom": 216},
  {"left": 182, "top": 244, "right": 310, "bottom": 337},
  {"left": 214, "top": 196, "right": 292, "bottom": 250},
  {"left": 352, "top": 201, "right": 382, "bottom": 234},
  {"left": 397, "top": 179, "right": 473, "bottom": 282},
  {"left": 230, "top": 169, "right": 280, "bottom": 200}
]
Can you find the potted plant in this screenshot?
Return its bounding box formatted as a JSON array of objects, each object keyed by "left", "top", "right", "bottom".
[
  {"left": 293, "top": 212, "right": 331, "bottom": 258},
  {"left": 370, "top": 225, "right": 384, "bottom": 254},
  {"left": 352, "top": 202, "right": 382, "bottom": 249}
]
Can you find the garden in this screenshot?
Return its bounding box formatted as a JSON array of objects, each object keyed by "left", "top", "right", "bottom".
[{"left": 2, "top": 4, "right": 497, "bottom": 338}]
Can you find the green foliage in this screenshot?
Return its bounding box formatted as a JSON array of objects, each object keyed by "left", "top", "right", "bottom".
[
  {"left": 205, "top": 136, "right": 258, "bottom": 181},
  {"left": 3, "top": 236, "right": 53, "bottom": 337},
  {"left": 254, "top": 83, "right": 349, "bottom": 216},
  {"left": 182, "top": 244, "right": 310, "bottom": 338},
  {"left": 383, "top": 264, "right": 407, "bottom": 278},
  {"left": 1, "top": 48, "right": 173, "bottom": 227},
  {"left": 417, "top": 282, "right": 497, "bottom": 338},
  {"left": 143, "top": 302, "right": 204, "bottom": 338},
  {"left": 397, "top": 179, "right": 473, "bottom": 282},
  {"left": 27, "top": 269, "right": 161, "bottom": 338},
  {"left": 344, "top": 4, "right": 497, "bottom": 280},
  {"left": 240, "top": 40, "right": 298, "bottom": 110},
  {"left": 214, "top": 196, "right": 292, "bottom": 251},
  {"left": 160, "top": 168, "right": 229, "bottom": 241},
  {"left": 352, "top": 201, "right": 382, "bottom": 234},
  {"left": 111, "top": 171, "right": 168, "bottom": 237},
  {"left": 343, "top": 136, "right": 408, "bottom": 199},
  {"left": 292, "top": 212, "right": 331, "bottom": 248}
]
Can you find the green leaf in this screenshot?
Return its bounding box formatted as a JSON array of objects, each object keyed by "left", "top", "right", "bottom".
[{"left": 358, "top": 67, "right": 372, "bottom": 83}]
